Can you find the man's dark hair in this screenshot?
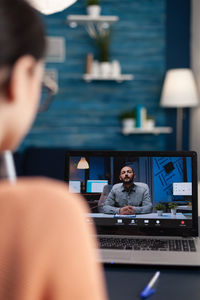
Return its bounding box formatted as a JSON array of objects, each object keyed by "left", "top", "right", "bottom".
[
  {"left": 120, "top": 165, "right": 135, "bottom": 173},
  {"left": 0, "top": 0, "right": 46, "bottom": 91}
]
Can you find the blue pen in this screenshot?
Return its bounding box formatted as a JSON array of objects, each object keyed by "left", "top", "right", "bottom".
[{"left": 140, "top": 271, "right": 160, "bottom": 299}]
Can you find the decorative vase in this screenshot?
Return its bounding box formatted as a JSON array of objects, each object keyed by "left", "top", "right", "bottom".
[
  {"left": 100, "top": 62, "right": 111, "bottom": 76},
  {"left": 122, "top": 119, "right": 135, "bottom": 134},
  {"left": 87, "top": 5, "right": 101, "bottom": 17},
  {"left": 157, "top": 210, "right": 163, "bottom": 217},
  {"left": 171, "top": 208, "right": 177, "bottom": 215},
  {"left": 112, "top": 60, "right": 121, "bottom": 76},
  {"left": 145, "top": 118, "right": 155, "bottom": 130},
  {"left": 91, "top": 60, "right": 100, "bottom": 76}
]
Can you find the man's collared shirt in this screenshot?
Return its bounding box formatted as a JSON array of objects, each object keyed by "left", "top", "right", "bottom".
[{"left": 103, "top": 182, "right": 152, "bottom": 214}]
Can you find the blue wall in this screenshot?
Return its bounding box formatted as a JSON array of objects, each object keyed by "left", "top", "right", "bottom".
[
  {"left": 20, "top": 0, "right": 190, "bottom": 151},
  {"left": 153, "top": 157, "right": 191, "bottom": 203}
]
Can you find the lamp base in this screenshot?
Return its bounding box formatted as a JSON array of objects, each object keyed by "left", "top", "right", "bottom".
[{"left": 176, "top": 107, "right": 183, "bottom": 150}]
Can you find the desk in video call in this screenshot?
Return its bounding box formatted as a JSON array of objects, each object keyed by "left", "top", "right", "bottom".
[
  {"left": 104, "top": 217, "right": 200, "bottom": 300},
  {"left": 90, "top": 213, "right": 187, "bottom": 219}
]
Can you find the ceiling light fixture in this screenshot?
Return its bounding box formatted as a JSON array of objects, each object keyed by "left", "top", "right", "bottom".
[
  {"left": 27, "top": 0, "right": 77, "bottom": 15},
  {"left": 77, "top": 157, "right": 89, "bottom": 169}
]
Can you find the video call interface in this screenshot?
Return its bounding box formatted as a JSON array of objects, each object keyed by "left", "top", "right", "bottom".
[{"left": 66, "top": 153, "right": 194, "bottom": 229}]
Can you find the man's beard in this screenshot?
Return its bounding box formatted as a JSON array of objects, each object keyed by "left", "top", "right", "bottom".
[{"left": 121, "top": 177, "right": 133, "bottom": 185}]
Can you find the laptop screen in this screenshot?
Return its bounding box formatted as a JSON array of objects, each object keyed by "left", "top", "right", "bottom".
[{"left": 65, "top": 151, "right": 198, "bottom": 237}]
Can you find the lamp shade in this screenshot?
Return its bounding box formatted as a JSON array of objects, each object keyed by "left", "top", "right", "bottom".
[
  {"left": 77, "top": 157, "right": 89, "bottom": 169},
  {"left": 27, "top": 0, "right": 77, "bottom": 15},
  {"left": 160, "top": 69, "right": 199, "bottom": 108}
]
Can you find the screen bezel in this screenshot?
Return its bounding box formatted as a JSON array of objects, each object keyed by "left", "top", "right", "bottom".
[{"left": 65, "top": 150, "right": 198, "bottom": 237}]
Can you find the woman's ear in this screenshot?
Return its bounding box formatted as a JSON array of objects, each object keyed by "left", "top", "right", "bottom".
[
  {"left": 0, "top": 56, "right": 43, "bottom": 151},
  {"left": 7, "top": 55, "right": 43, "bottom": 106}
]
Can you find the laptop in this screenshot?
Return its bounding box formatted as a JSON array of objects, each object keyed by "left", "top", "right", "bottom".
[{"left": 65, "top": 150, "right": 200, "bottom": 266}]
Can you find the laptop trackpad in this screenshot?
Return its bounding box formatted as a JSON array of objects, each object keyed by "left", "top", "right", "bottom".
[{"left": 101, "top": 250, "right": 131, "bottom": 261}]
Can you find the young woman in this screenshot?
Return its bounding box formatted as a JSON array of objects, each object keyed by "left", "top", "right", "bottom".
[{"left": 0, "top": 0, "right": 107, "bottom": 299}]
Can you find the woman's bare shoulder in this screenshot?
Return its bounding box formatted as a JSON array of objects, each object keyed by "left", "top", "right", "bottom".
[
  {"left": 0, "top": 177, "right": 88, "bottom": 216},
  {"left": 0, "top": 180, "right": 106, "bottom": 300}
]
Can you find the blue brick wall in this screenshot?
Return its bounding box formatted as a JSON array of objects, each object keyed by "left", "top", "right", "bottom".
[{"left": 20, "top": 0, "right": 189, "bottom": 151}]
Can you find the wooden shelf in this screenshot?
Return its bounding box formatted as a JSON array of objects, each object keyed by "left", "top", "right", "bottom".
[
  {"left": 67, "top": 14, "right": 134, "bottom": 82},
  {"left": 122, "top": 127, "right": 173, "bottom": 135},
  {"left": 67, "top": 15, "right": 119, "bottom": 27},
  {"left": 67, "top": 14, "right": 119, "bottom": 39},
  {"left": 83, "top": 73, "right": 134, "bottom": 82}
]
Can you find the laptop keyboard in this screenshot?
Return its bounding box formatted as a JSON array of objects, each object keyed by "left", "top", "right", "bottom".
[{"left": 99, "top": 237, "right": 196, "bottom": 252}]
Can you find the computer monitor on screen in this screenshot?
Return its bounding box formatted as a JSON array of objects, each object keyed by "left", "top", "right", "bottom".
[
  {"left": 69, "top": 180, "right": 81, "bottom": 193},
  {"left": 87, "top": 180, "right": 108, "bottom": 193}
]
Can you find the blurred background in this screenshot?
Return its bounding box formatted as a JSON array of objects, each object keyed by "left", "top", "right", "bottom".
[
  {"left": 14, "top": 0, "right": 200, "bottom": 195},
  {"left": 21, "top": 0, "right": 194, "bottom": 151}
]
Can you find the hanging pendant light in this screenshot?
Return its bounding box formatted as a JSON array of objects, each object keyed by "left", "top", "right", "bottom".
[
  {"left": 27, "top": 0, "right": 77, "bottom": 15},
  {"left": 77, "top": 157, "right": 89, "bottom": 169}
]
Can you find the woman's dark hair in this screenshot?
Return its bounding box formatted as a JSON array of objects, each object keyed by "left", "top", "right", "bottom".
[{"left": 0, "top": 0, "right": 46, "bottom": 90}]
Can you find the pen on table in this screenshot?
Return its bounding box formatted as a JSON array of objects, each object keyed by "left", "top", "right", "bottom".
[{"left": 140, "top": 271, "right": 160, "bottom": 299}]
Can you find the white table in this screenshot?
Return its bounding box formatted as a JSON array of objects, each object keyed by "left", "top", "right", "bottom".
[{"left": 89, "top": 212, "right": 187, "bottom": 219}]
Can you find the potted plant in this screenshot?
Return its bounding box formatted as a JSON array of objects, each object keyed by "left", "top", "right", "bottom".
[
  {"left": 95, "top": 30, "right": 111, "bottom": 76},
  {"left": 154, "top": 203, "right": 166, "bottom": 216},
  {"left": 120, "top": 110, "right": 136, "bottom": 134},
  {"left": 168, "top": 202, "right": 178, "bottom": 215},
  {"left": 86, "top": 0, "right": 101, "bottom": 17}
]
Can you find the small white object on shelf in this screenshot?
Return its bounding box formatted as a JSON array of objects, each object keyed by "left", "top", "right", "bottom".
[
  {"left": 91, "top": 60, "right": 100, "bottom": 76},
  {"left": 122, "top": 119, "right": 136, "bottom": 134},
  {"left": 122, "top": 127, "right": 173, "bottom": 135},
  {"left": 144, "top": 118, "right": 155, "bottom": 130},
  {"left": 100, "top": 62, "right": 112, "bottom": 76},
  {"left": 87, "top": 5, "right": 101, "bottom": 17},
  {"left": 112, "top": 60, "right": 121, "bottom": 76}
]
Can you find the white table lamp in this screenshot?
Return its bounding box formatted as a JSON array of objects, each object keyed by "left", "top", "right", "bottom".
[{"left": 160, "top": 68, "right": 199, "bottom": 150}]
